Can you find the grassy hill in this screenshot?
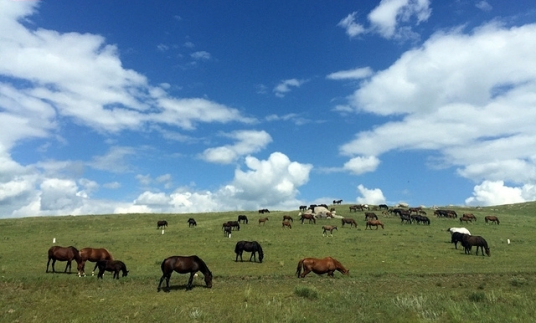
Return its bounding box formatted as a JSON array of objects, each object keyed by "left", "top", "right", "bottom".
[{"left": 1, "top": 203, "right": 536, "bottom": 322}]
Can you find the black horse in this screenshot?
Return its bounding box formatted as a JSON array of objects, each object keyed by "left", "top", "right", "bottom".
[
  {"left": 237, "top": 215, "right": 248, "bottom": 224},
  {"left": 96, "top": 260, "right": 129, "bottom": 279},
  {"left": 187, "top": 218, "right": 197, "bottom": 227},
  {"left": 157, "top": 255, "right": 213, "bottom": 292},
  {"left": 157, "top": 220, "right": 168, "bottom": 229},
  {"left": 234, "top": 241, "right": 264, "bottom": 263},
  {"left": 451, "top": 232, "right": 467, "bottom": 249}
]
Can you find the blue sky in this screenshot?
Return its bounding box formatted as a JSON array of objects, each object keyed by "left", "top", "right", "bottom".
[{"left": 2, "top": 0, "right": 536, "bottom": 218}]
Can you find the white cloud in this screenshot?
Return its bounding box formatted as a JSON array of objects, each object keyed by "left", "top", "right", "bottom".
[
  {"left": 343, "top": 156, "right": 380, "bottom": 175},
  {"left": 273, "top": 79, "right": 307, "bottom": 97},
  {"left": 465, "top": 180, "right": 536, "bottom": 206},
  {"left": 356, "top": 184, "right": 386, "bottom": 205},
  {"left": 368, "top": 0, "right": 431, "bottom": 39},
  {"left": 327, "top": 67, "right": 374, "bottom": 80},
  {"left": 190, "top": 51, "right": 211, "bottom": 60},
  {"left": 476, "top": 1, "right": 492, "bottom": 12},
  {"left": 338, "top": 12, "right": 366, "bottom": 38},
  {"left": 88, "top": 146, "right": 136, "bottom": 173},
  {"left": 201, "top": 130, "right": 273, "bottom": 164}
]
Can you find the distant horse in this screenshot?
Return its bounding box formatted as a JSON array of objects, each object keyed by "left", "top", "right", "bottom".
[
  {"left": 379, "top": 204, "right": 389, "bottom": 210},
  {"left": 258, "top": 208, "right": 270, "bottom": 214},
  {"left": 296, "top": 257, "right": 349, "bottom": 278},
  {"left": 333, "top": 199, "right": 343, "bottom": 205},
  {"left": 485, "top": 216, "right": 500, "bottom": 224},
  {"left": 157, "top": 220, "right": 168, "bottom": 229},
  {"left": 282, "top": 215, "right": 293, "bottom": 222},
  {"left": 366, "top": 220, "right": 384, "bottom": 230},
  {"left": 299, "top": 205, "right": 307, "bottom": 212},
  {"left": 258, "top": 217, "right": 269, "bottom": 225},
  {"left": 235, "top": 241, "right": 264, "bottom": 263},
  {"left": 459, "top": 216, "right": 473, "bottom": 223},
  {"left": 77, "top": 247, "right": 113, "bottom": 277},
  {"left": 341, "top": 218, "right": 357, "bottom": 228},
  {"left": 299, "top": 213, "right": 316, "bottom": 224},
  {"left": 187, "top": 218, "right": 197, "bottom": 227},
  {"left": 224, "top": 221, "right": 240, "bottom": 231},
  {"left": 462, "top": 235, "right": 490, "bottom": 256},
  {"left": 157, "top": 255, "right": 213, "bottom": 292},
  {"left": 365, "top": 212, "right": 378, "bottom": 221},
  {"left": 96, "top": 260, "right": 129, "bottom": 279},
  {"left": 282, "top": 221, "right": 292, "bottom": 229},
  {"left": 46, "top": 246, "right": 81, "bottom": 273},
  {"left": 322, "top": 225, "right": 337, "bottom": 237},
  {"left": 223, "top": 225, "right": 232, "bottom": 238},
  {"left": 237, "top": 215, "right": 248, "bottom": 224},
  {"left": 462, "top": 213, "right": 477, "bottom": 221}
]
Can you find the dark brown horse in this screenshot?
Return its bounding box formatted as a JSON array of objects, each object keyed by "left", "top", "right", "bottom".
[
  {"left": 187, "top": 218, "right": 197, "bottom": 227},
  {"left": 322, "top": 225, "right": 337, "bottom": 237},
  {"left": 282, "top": 215, "right": 293, "bottom": 222},
  {"left": 341, "top": 218, "right": 357, "bottom": 228},
  {"left": 237, "top": 215, "right": 248, "bottom": 224},
  {"left": 96, "top": 260, "right": 129, "bottom": 279},
  {"left": 459, "top": 216, "right": 473, "bottom": 223},
  {"left": 485, "top": 216, "right": 500, "bottom": 224},
  {"left": 157, "top": 220, "right": 168, "bottom": 229},
  {"left": 462, "top": 213, "right": 477, "bottom": 221},
  {"left": 235, "top": 241, "right": 264, "bottom": 263},
  {"left": 46, "top": 246, "right": 81, "bottom": 273},
  {"left": 462, "top": 235, "right": 490, "bottom": 256},
  {"left": 157, "top": 255, "right": 213, "bottom": 292},
  {"left": 77, "top": 247, "right": 113, "bottom": 277},
  {"left": 296, "top": 257, "right": 349, "bottom": 278},
  {"left": 299, "top": 213, "right": 316, "bottom": 224},
  {"left": 366, "top": 220, "right": 384, "bottom": 230},
  {"left": 282, "top": 221, "right": 292, "bottom": 229}
]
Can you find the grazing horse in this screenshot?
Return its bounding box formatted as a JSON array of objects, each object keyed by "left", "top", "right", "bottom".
[
  {"left": 234, "top": 241, "right": 264, "bottom": 263},
  {"left": 341, "top": 218, "right": 357, "bottom": 228},
  {"left": 224, "top": 221, "right": 240, "bottom": 231},
  {"left": 282, "top": 221, "right": 292, "bottom": 229},
  {"left": 299, "top": 213, "right": 316, "bottom": 224},
  {"left": 485, "top": 216, "right": 500, "bottom": 224},
  {"left": 237, "top": 215, "right": 248, "bottom": 224},
  {"left": 258, "top": 217, "right": 269, "bottom": 225},
  {"left": 223, "top": 225, "right": 232, "bottom": 238},
  {"left": 187, "top": 218, "right": 197, "bottom": 227},
  {"left": 462, "top": 235, "right": 490, "bottom": 256},
  {"left": 258, "top": 208, "right": 270, "bottom": 214},
  {"left": 366, "top": 220, "right": 384, "bottom": 230},
  {"left": 463, "top": 213, "right": 477, "bottom": 221},
  {"left": 322, "top": 225, "right": 337, "bottom": 237},
  {"left": 365, "top": 212, "right": 378, "bottom": 221},
  {"left": 459, "top": 216, "right": 473, "bottom": 223},
  {"left": 96, "top": 260, "right": 129, "bottom": 279},
  {"left": 379, "top": 204, "right": 389, "bottom": 210},
  {"left": 157, "top": 220, "right": 168, "bottom": 229},
  {"left": 46, "top": 246, "right": 81, "bottom": 273},
  {"left": 296, "top": 257, "right": 349, "bottom": 278},
  {"left": 157, "top": 255, "right": 213, "bottom": 292},
  {"left": 77, "top": 248, "right": 113, "bottom": 277},
  {"left": 282, "top": 215, "right": 293, "bottom": 222}
]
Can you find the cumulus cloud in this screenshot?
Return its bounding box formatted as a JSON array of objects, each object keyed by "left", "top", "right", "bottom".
[
  {"left": 343, "top": 156, "right": 380, "bottom": 175},
  {"left": 356, "top": 184, "right": 386, "bottom": 205},
  {"left": 273, "top": 79, "right": 307, "bottom": 97},
  {"left": 201, "top": 130, "right": 272, "bottom": 164},
  {"left": 338, "top": 12, "right": 366, "bottom": 38},
  {"left": 465, "top": 180, "right": 536, "bottom": 206}
]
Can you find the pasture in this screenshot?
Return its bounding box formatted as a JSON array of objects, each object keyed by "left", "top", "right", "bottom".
[{"left": 1, "top": 203, "right": 536, "bottom": 322}]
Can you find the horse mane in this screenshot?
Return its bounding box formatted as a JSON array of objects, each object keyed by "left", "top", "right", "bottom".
[{"left": 191, "top": 255, "right": 212, "bottom": 276}]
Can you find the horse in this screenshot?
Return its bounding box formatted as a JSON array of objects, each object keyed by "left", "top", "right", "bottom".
[
  {"left": 187, "top": 218, "right": 197, "bottom": 227},
  {"left": 341, "top": 218, "right": 357, "bottom": 228},
  {"left": 447, "top": 227, "right": 471, "bottom": 236},
  {"left": 299, "top": 205, "right": 307, "bottom": 212},
  {"left": 282, "top": 221, "right": 292, "bottom": 229},
  {"left": 366, "top": 220, "right": 384, "bottom": 230},
  {"left": 296, "top": 257, "right": 349, "bottom": 278},
  {"left": 237, "top": 215, "right": 248, "bottom": 224},
  {"left": 46, "top": 246, "right": 81, "bottom": 273},
  {"left": 462, "top": 213, "right": 477, "bottom": 221},
  {"left": 258, "top": 208, "right": 270, "bottom": 214},
  {"left": 299, "top": 213, "right": 316, "bottom": 224},
  {"left": 379, "top": 204, "right": 389, "bottom": 210},
  {"left": 459, "top": 216, "right": 473, "bottom": 223},
  {"left": 77, "top": 248, "right": 113, "bottom": 277},
  {"left": 462, "top": 235, "right": 490, "bottom": 256},
  {"left": 365, "top": 212, "right": 378, "bottom": 221},
  {"left": 282, "top": 215, "right": 293, "bottom": 222},
  {"left": 235, "top": 241, "right": 264, "bottom": 263},
  {"left": 224, "top": 221, "right": 240, "bottom": 230},
  {"left": 157, "top": 220, "right": 168, "bottom": 229},
  {"left": 223, "top": 224, "right": 232, "bottom": 238},
  {"left": 258, "top": 217, "right": 269, "bottom": 225},
  {"left": 96, "top": 260, "right": 129, "bottom": 279},
  {"left": 333, "top": 199, "right": 343, "bottom": 205},
  {"left": 450, "top": 232, "right": 467, "bottom": 249},
  {"left": 322, "top": 225, "right": 337, "bottom": 237},
  {"left": 157, "top": 255, "right": 213, "bottom": 292},
  {"left": 485, "top": 216, "right": 500, "bottom": 224}
]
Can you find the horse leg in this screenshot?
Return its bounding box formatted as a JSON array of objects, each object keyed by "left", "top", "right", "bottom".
[
  {"left": 51, "top": 259, "right": 57, "bottom": 273},
  {"left": 46, "top": 258, "right": 52, "bottom": 273},
  {"left": 92, "top": 262, "right": 99, "bottom": 276},
  {"left": 65, "top": 260, "right": 71, "bottom": 273},
  {"left": 187, "top": 272, "right": 195, "bottom": 290}
]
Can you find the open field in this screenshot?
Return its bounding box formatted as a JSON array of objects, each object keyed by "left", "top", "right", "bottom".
[{"left": 1, "top": 203, "right": 536, "bottom": 322}]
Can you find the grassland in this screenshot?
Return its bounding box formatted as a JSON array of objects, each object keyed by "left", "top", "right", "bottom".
[{"left": 1, "top": 203, "right": 536, "bottom": 322}]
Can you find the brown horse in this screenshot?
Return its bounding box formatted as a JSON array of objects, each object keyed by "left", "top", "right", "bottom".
[
  {"left": 341, "top": 218, "right": 357, "bottom": 228},
  {"left": 96, "top": 260, "right": 129, "bottom": 279},
  {"left": 157, "top": 255, "right": 213, "bottom": 292},
  {"left": 258, "top": 217, "right": 269, "bottom": 225},
  {"left": 485, "top": 216, "right": 500, "bottom": 224},
  {"left": 296, "top": 257, "right": 349, "bottom": 278},
  {"left": 462, "top": 235, "right": 490, "bottom": 256},
  {"left": 46, "top": 246, "right": 81, "bottom": 273},
  {"left": 77, "top": 248, "right": 114, "bottom": 277},
  {"left": 282, "top": 215, "right": 293, "bottom": 222},
  {"left": 299, "top": 213, "right": 316, "bottom": 224},
  {"left": 282, "top": 221, "right": 292, "bottom": 229},
  {"left": 462, "top": 213, "right": 477, "bottom": 221},
  {"left": 157, "top": 220, "right": 168, "bottom": 229},
  {"left": 459, "top": 216, "right": 473, "bottom": 223},
  {"left": 322, "top": 225, "right": 337, "bottom": 237},
  {"left": 366, "top": 220, "right": 384, "bottom": 230}
]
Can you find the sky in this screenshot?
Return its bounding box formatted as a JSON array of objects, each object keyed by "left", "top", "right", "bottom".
[{"left": 1, "top": 0, "right": 536, "bottom": 218}]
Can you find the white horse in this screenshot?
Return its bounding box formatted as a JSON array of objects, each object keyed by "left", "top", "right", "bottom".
[{"left": 447, "top": 227, "right": 471, "bottom": 235}]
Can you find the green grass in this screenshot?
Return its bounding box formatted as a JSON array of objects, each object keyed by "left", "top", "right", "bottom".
[{"left": 1, "top": 203, "right": 536, "bottom": 322}]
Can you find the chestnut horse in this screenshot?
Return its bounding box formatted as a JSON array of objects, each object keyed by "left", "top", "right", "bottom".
[
  {"left": 157, "top": 255, "right": 213, "bottom": 292},
  {"left": 299, "top": 213, "right": 316, "bottom": 224},
  {"left": 97, "top": 260, "right": 129, "bottom": 279},
  {"left": 296, "top": 257, "right": 349, "bottom": 278},
  {"left": 46, "top": 246, "right": 81, "bottom": 273},
  {"left": 77, "top": 248, "right": 113, "bottom": 277},
  {"left": 341, "top": 218, "right": 357, "bottom": 228},
  {"left": 366, "top": 220, "right": 384, "bottom": 230},
  {"left": 322, "top": 225, "right": 337, "bottom": 237},
  {"left": 258, "top": 217, "right": 269, "bottom": 225},
  {"left": 485, "top": 216, "right": 500, "bottom": 224}
]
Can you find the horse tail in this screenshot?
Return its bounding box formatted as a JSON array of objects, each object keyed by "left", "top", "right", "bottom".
[
  {"left": 296, "top": 259, "right": 304, "bottom": 278},
  {"left": 234, "top": 242, "right": 242, "bottom": 254}
]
